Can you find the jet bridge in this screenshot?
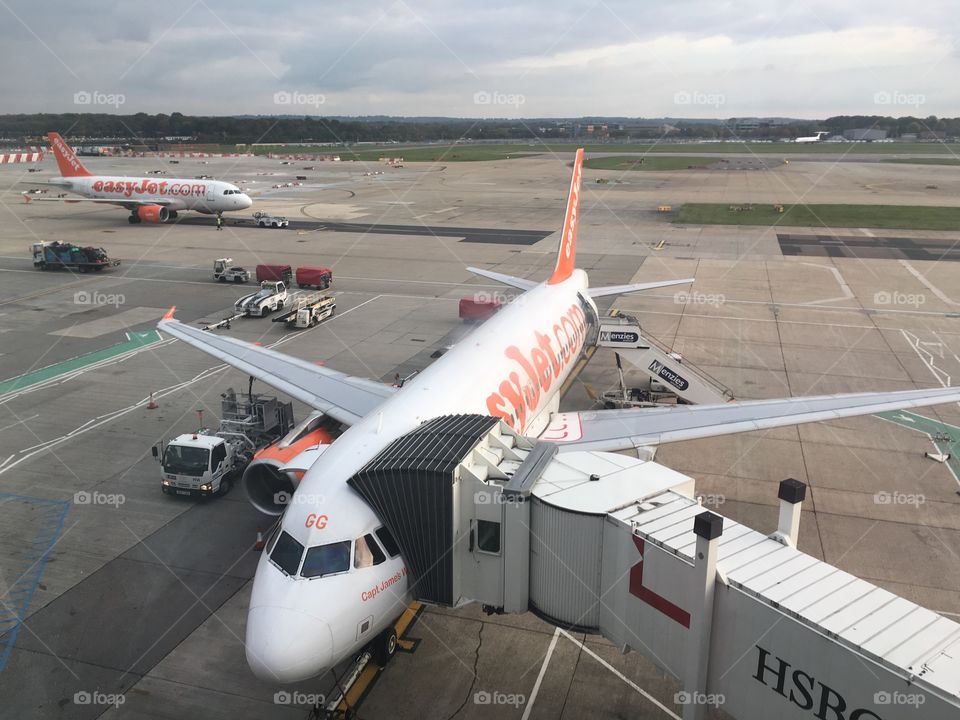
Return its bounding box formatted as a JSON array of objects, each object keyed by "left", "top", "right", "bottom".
[
  {"left": 349, "top": 415, "right": 960, "bottom": 720},
  {"left": 597, "top": 313, "right": 734, "bottom": 405}
]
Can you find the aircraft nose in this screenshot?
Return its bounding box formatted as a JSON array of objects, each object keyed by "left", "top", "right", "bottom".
[
  {"left": 246, "top": 606, "right": 333, "bottom": 683},
  {"left": 240, "top": 194, "right": 253, "bottom": 209}
]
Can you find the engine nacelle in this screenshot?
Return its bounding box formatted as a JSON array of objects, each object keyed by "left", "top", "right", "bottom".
[
  {"left": 243, "top": 445, "right": 329, "bottom": 515},
  {"left": 243, "top": 414, "right": 338, "bottom": 515},
  {"left": 137, "top": 204, "right": 169, "bottom": 223}
]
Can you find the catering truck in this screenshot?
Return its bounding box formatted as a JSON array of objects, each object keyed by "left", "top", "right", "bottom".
[{"left": 153, "top": 389, "right": 294, "bottom": 497}]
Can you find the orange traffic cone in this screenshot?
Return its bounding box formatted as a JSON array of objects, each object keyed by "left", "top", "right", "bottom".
[
  {"left": 254, "top": 527, "right": 265, "bottom": 551},
  {"left": 147, "top": 392, "right": 159, "bottom": 410}
]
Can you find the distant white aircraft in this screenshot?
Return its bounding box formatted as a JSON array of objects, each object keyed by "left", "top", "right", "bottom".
[
  {"left": 159, "top": 149, "right": 960, "bottom": 684},
  {"left": 22, "top": 132, "right": 252, "bottom": 223},
  {"left": 794, "top": 131, "right": 830, "bottom": 144}
]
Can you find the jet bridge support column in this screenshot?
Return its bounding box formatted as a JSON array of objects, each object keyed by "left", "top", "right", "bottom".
[
  {"left": 682, "top": 512, "right": 722, "bottom": 720},
  {"left": 771, "top": 478, "right": 806, "bottom": 548}
]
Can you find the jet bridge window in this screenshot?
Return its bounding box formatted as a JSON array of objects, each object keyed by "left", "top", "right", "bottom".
[
  {"left": 270, "top": 531, "right": 305, "bottom": 577},
  {"left": 354, "top": 534, "right": 386, "bottom": 569},
  {"left": 301, "top": 540, "right": 351, "bottom": 578},
  {"left": 476, "top": 520, "right": 501, "bottom": 554}
]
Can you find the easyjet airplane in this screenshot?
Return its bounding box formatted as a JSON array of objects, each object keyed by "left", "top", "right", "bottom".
[
  {"left": 23, "top": 132, "right": 252, "bottom": 223},
  {"left": 158, "top": 149, "right": 960, "bottom": 684}
]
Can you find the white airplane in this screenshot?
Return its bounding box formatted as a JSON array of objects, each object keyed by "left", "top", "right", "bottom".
[
  {"left": 158, "top": 149, "right": 960, "bottom": 684},
  {"left": 22, "top": 132, "right": 252, "bottom": 223},
  {"left": 794, "top": 131, "right": 830, "bottom": 144}
]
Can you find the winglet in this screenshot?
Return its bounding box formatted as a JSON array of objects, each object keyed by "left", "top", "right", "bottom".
[
  {"left": 547, "top": 148, "right": 584, "bottom": 285},
  {"left": 47, "top": 132, "right": 92, "bottom": 177},
  {"left": 162, "top": 306, "right": 177, "bottom": 321}
]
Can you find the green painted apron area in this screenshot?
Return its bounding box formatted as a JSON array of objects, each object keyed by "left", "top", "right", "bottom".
[
  {"left": 875, "top": 410, "right": 960, "bottom": 482},
  {"left": 0, "top": 330, "right": 162, "bottom": 396}
]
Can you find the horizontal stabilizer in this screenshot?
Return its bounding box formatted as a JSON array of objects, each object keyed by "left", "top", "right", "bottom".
[
  {"left": 466, "top": 267, "right": 537, "bottom": 291},
  {"left": 589, "top": 278, "right": 694, "bottom": 298}
]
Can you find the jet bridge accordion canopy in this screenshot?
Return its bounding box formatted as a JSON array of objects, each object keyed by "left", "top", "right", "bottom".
[{"left": 347, "top": 414, "right": 499, "bottom": 606}]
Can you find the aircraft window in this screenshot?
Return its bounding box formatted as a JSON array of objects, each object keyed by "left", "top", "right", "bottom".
[
  {"left": 270, "top": 530, "right": 305, "bottom": 576},
  {"left": 265, "top": 522, "right": 282, "bottom": 553},
  {"left": 301, "top": 540, "right": 351, "bottom": 578},
  {"left": 354, "top": 533, "right": 386, "bottom": 569},
  {"left": 375, "top": 526, "right": 401, "bottom": 557},
  {"left": 476, "top": 520, "right": 501, "bottom": 554}
]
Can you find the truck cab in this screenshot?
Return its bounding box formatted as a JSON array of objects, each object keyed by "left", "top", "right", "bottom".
[
  {"left": 213, "top": 258, "right": 250, "bottom": 283},
  {"left": 236, "top": 281, "right": 287, "bottom": 316},
  {"left": 157, "top": 433, "right": 234, "bottom": 496}
]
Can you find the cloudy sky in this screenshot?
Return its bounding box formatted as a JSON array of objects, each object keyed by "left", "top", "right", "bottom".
[{"left": 1, "top": 0, "right": 958, "bottom": 118}]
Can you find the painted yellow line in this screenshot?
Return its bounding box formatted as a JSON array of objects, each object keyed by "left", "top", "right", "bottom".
[
  {"left": 654, "top": 239, "right": 665, "bottom": 250},
  {"left": 395, "top": 600, "right": 422, "bottom": 637},
  {"left": 335, "top": 601, "right": 424, "bottom": 713},
  {"left": 337, "top": 663, "right": 380, "bottom": 711}
]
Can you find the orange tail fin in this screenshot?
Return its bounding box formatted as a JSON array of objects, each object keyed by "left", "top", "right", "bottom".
[
  {"left": 547, "top": 147, "right": 584, "bottom": 285},
  {"left": 47, "top": 132, "right": 91, "bottom": 177}
]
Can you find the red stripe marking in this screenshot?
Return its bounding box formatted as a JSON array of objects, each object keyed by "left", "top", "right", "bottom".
[{"left": 629, "top": 536, "right": 690, "bottom": 628}]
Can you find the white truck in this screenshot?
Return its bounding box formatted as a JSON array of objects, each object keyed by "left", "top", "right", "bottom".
[
  {"left": 253, "top": 211, "right": 289, "bottom": 228},
  {"left": 213, "top": 258, "right": 250, "bottom": 283},
  {"left": 236, "top": 280, "right": 287, "bottom": 317},
  {"left": 272, "top": 293, "right": 336, "bottom": 329},
  {"left": 153, "top": 390, "right": 294, "bottom": 497}
]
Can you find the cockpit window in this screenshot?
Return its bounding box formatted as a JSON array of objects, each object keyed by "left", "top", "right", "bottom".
[
  {"left": 354, "top": 533, "right": 386, "bottom": 569},
  {"left": 375, "top": 526, "right": 401, "bottom": 558},
  {"left": 270, "top": 531, "right": 304, "bottom": 576},
  {"left": 301, "top": 540, "right": 351, "bottom": 578}
]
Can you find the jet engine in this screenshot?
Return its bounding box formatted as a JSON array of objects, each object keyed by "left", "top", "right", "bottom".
[
  {"left": 136, "top": 204, "right": 170, "bottom": 223},
  {"left": 243, "top": 413, "right": 338, "bottom": 515}
]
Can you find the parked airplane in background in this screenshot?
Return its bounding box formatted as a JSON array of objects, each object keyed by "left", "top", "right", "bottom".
[
  {"left": 794, "top": 131, "right": 830, "bottom": 143},
  {"left": 22, "top": 132, "right": 252, "bottom": 223},
  {"left": 159, "top": 149, "right": 960, "bottom": 684}
]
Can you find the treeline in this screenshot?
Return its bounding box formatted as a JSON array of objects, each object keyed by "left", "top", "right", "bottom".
[
  {"left": 0, "top": 113, "right": 545, "bottom": 145},
  {"left": 1, "top": 113, "right": 958, "bottom": 145}
]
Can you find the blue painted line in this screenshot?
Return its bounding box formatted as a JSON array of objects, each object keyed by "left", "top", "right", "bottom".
[{"left": 0, "top": 493, "right": 70, "bottom": 675}]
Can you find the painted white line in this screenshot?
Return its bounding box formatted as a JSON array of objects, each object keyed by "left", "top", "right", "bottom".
[
  {"left": 900, "top": 260, "right": 960, "bottom": 307},
  {"left": 860, "top": 228, "right": 874, "bottom": 237},
  {"left": 0, "top": 295, "right": 388, "bottom": 476},
  {"left": 636, "top": 309, "right": 960, "bottom": 334},
  {"left": 521, "top": 627, "right": 559, "bottom": 720},
  {"left": 901, "top": 329, "right": 952, "bottom": 388},
  {"left": 800, "top": 262, "right": 855, "bottom": 305},
  {"left": 0, "top": 414, "right": 39, "bottom": 433},
  {"left": 0, "top": 339, "right": 177, "bottom": 405},
  {"left": 558, "top": 629, "right": 681, "bottom": 719}
]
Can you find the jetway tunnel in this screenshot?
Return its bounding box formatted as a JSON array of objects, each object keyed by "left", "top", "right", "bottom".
[{"left": 348, "top": 415, "right": 960, "bottom": 720}]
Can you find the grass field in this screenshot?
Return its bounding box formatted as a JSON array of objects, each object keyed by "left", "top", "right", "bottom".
[
  {"left": 236, "top": 141, "right": 960, "bottom": 161},
  {"left": 584, "top": 155, "right": 717, "bottom": 171},
  {"left": 882, "top": 157, "right": 960, "bottom": 166},
  {"left": 674, "top": 203, "right": 960, "bottom": 231},
  {"left": 337, "top": 146, "right": 542, "bottom": 162}
]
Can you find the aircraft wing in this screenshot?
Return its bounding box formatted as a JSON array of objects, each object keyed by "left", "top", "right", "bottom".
[
  {"left": 540, "top": 388, "right": 960, "bottom": 452},
  {"left": 158, "top": 315, "right": 396, "bottom": 426},
  {"left": 23, "top": 194, "right": 175, "bottom": 207}
]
